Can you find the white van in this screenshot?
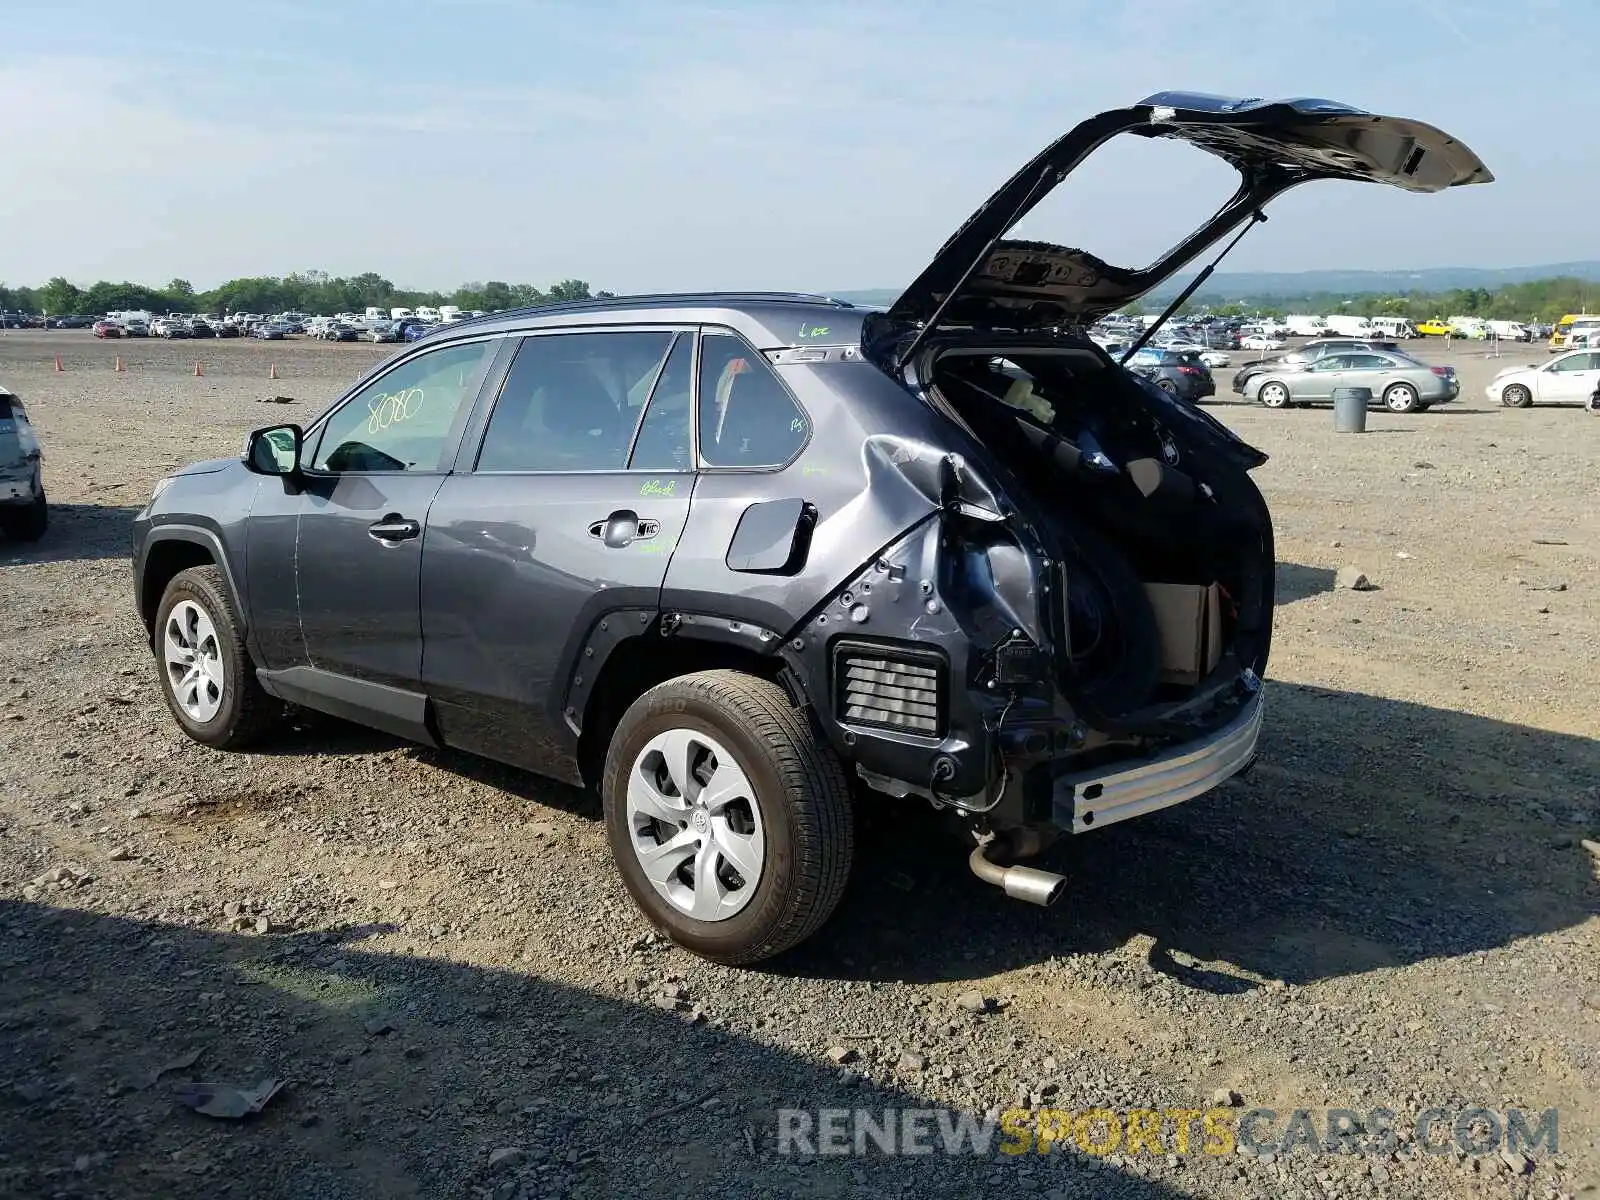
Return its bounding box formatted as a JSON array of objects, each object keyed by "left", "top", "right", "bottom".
[
  {"left": 1486, "top": 320, "right": 1530, "bottom": 342},
  {"left": 438, "top": 305, "right": 464, "bottom": 323},
  {"left": 1324, "top": 315, "right": 1376, "bottom": 338},
  {"left": 390, "top": 307, "right": 415, "bottom": 320},
  {"left": 1369, "top": 317, "right": 1418, "bottom": 339},
  {"left": 1285, "top": 314, "right": 1331, "bottom": 337}
]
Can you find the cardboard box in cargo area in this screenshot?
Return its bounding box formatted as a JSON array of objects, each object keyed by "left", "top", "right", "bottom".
[{"left": 1143, "top": 582, "right": 1223, "bottom": 686}]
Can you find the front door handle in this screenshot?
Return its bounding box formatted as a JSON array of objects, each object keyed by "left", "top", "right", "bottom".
[
  {"left": 368, "top": 514, "right": 421, "bottom": 543},
  {"left": 587, "top": 509, "right": 658, "bottom": 549}
]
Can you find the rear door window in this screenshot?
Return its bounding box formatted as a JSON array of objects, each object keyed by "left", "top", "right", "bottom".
[
  {"left": 696, "top": 332, "right": 809, "bottom": 468},
  {"left": 476, "top": 330, "right": 675, "bottom": 473}
]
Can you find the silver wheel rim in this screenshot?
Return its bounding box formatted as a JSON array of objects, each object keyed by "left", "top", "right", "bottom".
[
  {"left": 1262, "top": 384, "right": 1287, "bottom": 407},
  {"left": 1387, "top": 386, "right": 1414, "bottom": 411},
  {"left": 626, "top": 728, "right": 766, "bottom": 922},
  {"left": 163, "top": 600, "right": 225, "bottom": 723}
]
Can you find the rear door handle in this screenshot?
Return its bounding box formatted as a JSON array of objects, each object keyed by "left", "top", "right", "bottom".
[
  {"left": 587, "top": 509, "right": 658, "bottom": 549},
  {"left": 368, "top": 514, "right": 421, "bottom": 543}
]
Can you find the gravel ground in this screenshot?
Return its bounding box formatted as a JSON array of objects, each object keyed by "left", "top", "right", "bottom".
[{"left": 0, "top": 330, "right": 1596, "bottom": 1200}]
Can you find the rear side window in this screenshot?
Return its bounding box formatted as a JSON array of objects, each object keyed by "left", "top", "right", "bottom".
[
  {"left": 627, "top": 333, "right": 694, "bottom": 471},
  {"left": 477, "top": 330, "right": 674, "bottom": 473},
  {"left": 697, "top": 332, "right": 808, "bottom": 468}
]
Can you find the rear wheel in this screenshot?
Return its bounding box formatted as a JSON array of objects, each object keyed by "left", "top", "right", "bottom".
[
  {"left": 1259, "top": 382, "right": 1291, "bottom": 409},
  {"left": 1383, "top": 383, "right": 1421, "bottom": 413},
  {"left": 0, "top": 492, "right": 47, "bottom": 542},
  {"left": 1156, "top": 378, "right": 1177, "bottom": 394},
  {"left": 602, "top": 670, "right": 853, "bottom": 965},
  {"left": 1500, "top": 384, "right": 1533, "bottom": 409}
]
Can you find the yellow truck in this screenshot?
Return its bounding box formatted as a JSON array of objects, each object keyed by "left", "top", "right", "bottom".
[
  {"left": 1549, "top": 314, "right": 1600, "bottom": 353},
  {"left": 1416, "top": 319, "right": 1453, "bottom": 337}
]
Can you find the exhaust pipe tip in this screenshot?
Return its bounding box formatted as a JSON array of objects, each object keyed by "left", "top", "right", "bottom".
[
  {"left": 1000, "top": 866, "right": 1068, "bottom": 908},
  {"left": 968, "top": 843, "right": 1067, "bottom": 907}
]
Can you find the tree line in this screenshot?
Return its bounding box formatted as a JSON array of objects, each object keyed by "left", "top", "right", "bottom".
[
  {"left": 0, "top": 271, "right": 608, "bottom": 317},
  {"left": 1147, "top": 275, "right": 1596, "bottom": 323}
]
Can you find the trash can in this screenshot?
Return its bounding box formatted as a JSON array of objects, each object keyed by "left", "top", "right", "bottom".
[{"left": 1332, "top": 387, "right": 1371, "bottom": 433}]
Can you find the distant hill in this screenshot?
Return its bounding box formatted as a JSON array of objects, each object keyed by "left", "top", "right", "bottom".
[{"left": 831, "top": 262, "right": 1600, "bottom": 309}]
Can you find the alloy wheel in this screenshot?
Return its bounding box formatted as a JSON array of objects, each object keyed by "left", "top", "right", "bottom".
[{"left": 163, "top": 599, "right": 225, "bottom": 723}]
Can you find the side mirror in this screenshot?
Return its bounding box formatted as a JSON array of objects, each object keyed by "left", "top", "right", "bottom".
[{"left": 243, "top": 424, "right": 303, "bottom": 476}]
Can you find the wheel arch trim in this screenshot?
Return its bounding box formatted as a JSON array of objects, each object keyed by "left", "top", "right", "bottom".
[{"left": 138, "top": 525, "right": 246, "bottom": 635}]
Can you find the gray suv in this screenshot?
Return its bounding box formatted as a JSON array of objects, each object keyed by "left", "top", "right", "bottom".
[
  {"left": 132, "top": 93, "right": 1488, "bottom": 964},
  {"left": 0, "top": 385, "right": 47, "bottom": 542}
]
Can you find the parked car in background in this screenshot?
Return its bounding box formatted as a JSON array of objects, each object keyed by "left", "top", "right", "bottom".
[
  {"left": 1124, "top": 347, "right": 1216, "bottom": 401},
  {"left": 49, "top": 315, "right": 96, "bottom": 329},
  {"left": 253, "top": 323, "right": 288, "bottom": 340},
  {"left": 122, "top": 319, "right": 150, "bottom": 338},
  {"left": 365, "top": 321, "right": 402, "bottom": 343},
  {"left": 1485, "top": 348, "right": 1600, "bottom": 407},
  {"left": 215, "top": 321, "right": 240, "bottom": 339},
  {"left": 1415, "top": 318, "right": 1452, "bottom": 337},
  {"left": 403, "top": 321, "right": 438, "bottom": 342},
  {"left": 92, "top": 320, "right": 123, "bottom": 338},
  {"left": 0, "top": 383, "right": 47, "bottom": 542},
  {"left": 151, "top": 319, "right": 190, "bottom": 339},
  {"left": 1240, "top": 333, "right": 1285, "bottom": 351},
  {"left": 1244, "top": 350, "right": 1458, "bottom": 412},
  {"left": 1230, "top": 338, "right": 1402, "bottom": 392},
  {"left": 127, "top": 90, "right": 1488, "bottom": 965},
  {"left": 189, "top": 318, "right": 217, "bottom": 339}
]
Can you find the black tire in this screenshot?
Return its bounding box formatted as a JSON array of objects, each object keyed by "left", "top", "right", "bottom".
[
  {"left": 1156, "top": 378, "right": 1177, "bottom": 394},
  {"left": 602, "top": 670, "right": 853, "bottom": 965},
  {"left": 0, "top": 491, "right": 47, "bottom": 542},
  {"left": 154, "top": 565, "right": 279, "bottom": 749},
  {"left": 1500, "top": 384, "right": 1533, "bottom": 409},
  {"left": 1384, "top": 383, "right": 1420, "bottom": 413}
]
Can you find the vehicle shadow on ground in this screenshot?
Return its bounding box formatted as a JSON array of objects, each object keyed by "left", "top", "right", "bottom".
[
  {"left": 0, "top": 902, "right": 1190, "bottom": 1200},
  {"left": 1273, "top": 563, "right": 1336, "bottom": 605},
  {"left": 0, "top": 503, "right": 141, "bottom": 565},
  {"left": 255, "top": 713, "right": 600, "bottom": 818},
  {"left": 782, "top": 680, "right": 1600, "bottom": 991}
]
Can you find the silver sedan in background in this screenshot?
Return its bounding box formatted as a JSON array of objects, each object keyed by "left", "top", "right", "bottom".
[{"left": 1242, "top": 350, "right": 1460, "bottom": 413}]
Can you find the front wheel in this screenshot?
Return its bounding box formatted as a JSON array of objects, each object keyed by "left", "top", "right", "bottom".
[
  {"left": 1500, "top": 384, "right": 1533, "bottom": 409},
  {"left": 155, "top": 566, "right": 280, "bottom": 749},
  {"left": 1259, "top": 381, "right": 1291, "bottom": 409},
  {"left": 602, "top": 670, "right": 853, "bottom": 965},
  {"left": 1384, "top": 383, "right": 1421, "bottom": 413}
]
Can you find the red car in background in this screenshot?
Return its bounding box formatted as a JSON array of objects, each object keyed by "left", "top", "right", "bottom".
[{"left": 92, "top": 321, "right": 123, "bottom": 339}]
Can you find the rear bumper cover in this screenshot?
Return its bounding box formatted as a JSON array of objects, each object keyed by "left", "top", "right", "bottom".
[{"left": 1054, "top": 692, "right": 1263, "bottom": 833}]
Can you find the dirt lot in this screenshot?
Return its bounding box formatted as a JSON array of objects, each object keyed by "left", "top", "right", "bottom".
[{"left": 0, "top": 328, "right": 1596, "bottom": 1200}]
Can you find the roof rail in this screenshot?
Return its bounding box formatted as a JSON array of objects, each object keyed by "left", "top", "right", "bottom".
[{"left": 447, "top": 290, "right": 857, "bottom": 329}]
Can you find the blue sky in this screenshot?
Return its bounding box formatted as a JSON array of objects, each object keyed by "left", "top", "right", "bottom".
[{"left": 0, "top": 0, "right": 1582, "bottom": 294}]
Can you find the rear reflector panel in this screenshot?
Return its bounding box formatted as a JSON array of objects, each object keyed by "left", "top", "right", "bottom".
[{"left": 834, "top": 644, "right": 947, "bottom": 737}]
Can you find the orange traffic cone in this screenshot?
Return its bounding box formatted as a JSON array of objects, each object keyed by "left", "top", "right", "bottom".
[
  {"left": 114, "top": 357, "right": 125, "bottom": 373},
  {"left": 269, "top": 363, "right": 279, "bottom": 380},
  {"left": 53, "top": 355, "right": 63, "bottom": 372},
  {"left": 193, "top": 360, "right": 204, "bottom": 377}
]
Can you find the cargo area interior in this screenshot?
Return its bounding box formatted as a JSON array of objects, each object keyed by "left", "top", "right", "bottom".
[{"left": 927, "top": 345, "right": 1267, "bottom": 724}]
